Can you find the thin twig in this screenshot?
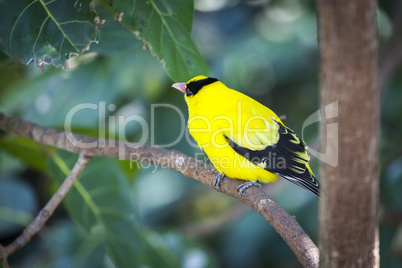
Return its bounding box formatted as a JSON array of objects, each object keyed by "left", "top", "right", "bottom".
[
  {"left": 0, "top": 153, "right": 91, "bottom": 265},
  {"left": 0, "top": 112, "right": 319, "bottom": 268}
]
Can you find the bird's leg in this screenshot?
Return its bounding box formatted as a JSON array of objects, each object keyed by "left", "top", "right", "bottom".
[
  {"left": 237, "top": 181, "right": 262, "bottom": 196},
  {"left": 214, "top": 173, "right": 225, "bottom": 190}
]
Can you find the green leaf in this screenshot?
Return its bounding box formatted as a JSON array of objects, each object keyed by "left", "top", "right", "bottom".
[
  {"left": 49, "top": 152, "right": 143, "bottom": 267},
  {"left": 0, "top": 136, "right": 51, "bottom": 172},
  {"left": 0, "top": 0, "right": 100, "bottom": 68},
  {"left": 41, "top": 220, "right": 108, "bottom": 268},
  {"left": 48, "top": 152, "right": 175, "bottom": 267},
  {"left": 88, "top": 4, "right": 141, "bottom": 55},
  {"left": 107, "top": 0, "right": 211, "bottom": 81}
]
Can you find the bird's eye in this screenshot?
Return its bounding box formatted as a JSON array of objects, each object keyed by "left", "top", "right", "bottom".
[{"left": 186, "top": 88, "right": 193, "bottom": 96}]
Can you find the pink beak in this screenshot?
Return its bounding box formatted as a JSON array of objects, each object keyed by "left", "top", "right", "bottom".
[{"left": 172, "top": 82, "right": 187, "bottom": 95}]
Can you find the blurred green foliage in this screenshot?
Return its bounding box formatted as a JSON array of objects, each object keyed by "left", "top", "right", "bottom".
[{"left": 0, "top": 0, "right": 401, "bottom": 267}]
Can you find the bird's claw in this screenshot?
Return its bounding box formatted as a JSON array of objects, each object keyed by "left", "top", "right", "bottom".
[
  {"left": 214, "top": 173, "right": 225, "bottom": 190},
  {"left": 237, "top": 181, "right": 262, "bottom": 196}
]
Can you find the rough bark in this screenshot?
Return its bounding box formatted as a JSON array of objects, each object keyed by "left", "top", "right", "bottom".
[{"left": 318, "top": 0, "right": 380, "bottom": 267}]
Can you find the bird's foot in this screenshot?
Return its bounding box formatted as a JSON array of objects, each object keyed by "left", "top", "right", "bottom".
[
  {"left": 214, "top": 173, "right": 225, "bottom": 190},
  {"left": 237, "top": 181, "right": 262, "bottom": 196}
]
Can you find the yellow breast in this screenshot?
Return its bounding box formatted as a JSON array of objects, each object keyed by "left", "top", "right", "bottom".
[{"left": 185, "top": 81, "right": 280, "bottom": 183}]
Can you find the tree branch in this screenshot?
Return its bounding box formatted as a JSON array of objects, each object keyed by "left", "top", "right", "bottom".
[
  {"left": 318, "top": 0, "right": 380, "bottom": 266},
  {"left": 0, "top": 112, "right": 319, "bottom": 268},
  {"left": 0, "top": 153, "right": 91, "bottom": 267}
]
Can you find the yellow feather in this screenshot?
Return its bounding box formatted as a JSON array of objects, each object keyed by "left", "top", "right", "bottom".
[
  {"left": 176, "top": 75, "right": 318, "bottom": 195},
  {"left": 184, "top": 78, "right": 281, "bottom": 183}
]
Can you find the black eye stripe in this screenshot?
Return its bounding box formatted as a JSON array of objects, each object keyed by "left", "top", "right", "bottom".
[{"left": 186, "top": 77, "right": 218, "bottom": 96}]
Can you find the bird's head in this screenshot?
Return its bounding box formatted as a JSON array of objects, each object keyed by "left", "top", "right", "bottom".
[{"left": 172, "top": 75, "right": 218, "bottom": 97}]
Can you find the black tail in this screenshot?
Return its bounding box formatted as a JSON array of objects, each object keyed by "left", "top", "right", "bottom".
[{"left": 280, "top": 171, "right": 320, "bottom": 197}]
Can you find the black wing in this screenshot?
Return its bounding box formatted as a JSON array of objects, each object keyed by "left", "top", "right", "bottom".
[{"left": 226, "top": 121, "right": 320, "bottom": 197}]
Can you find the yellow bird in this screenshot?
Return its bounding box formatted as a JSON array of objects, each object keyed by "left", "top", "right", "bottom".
[{"left": 172, "top": 75, "right": 319, "bottom": 196}]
